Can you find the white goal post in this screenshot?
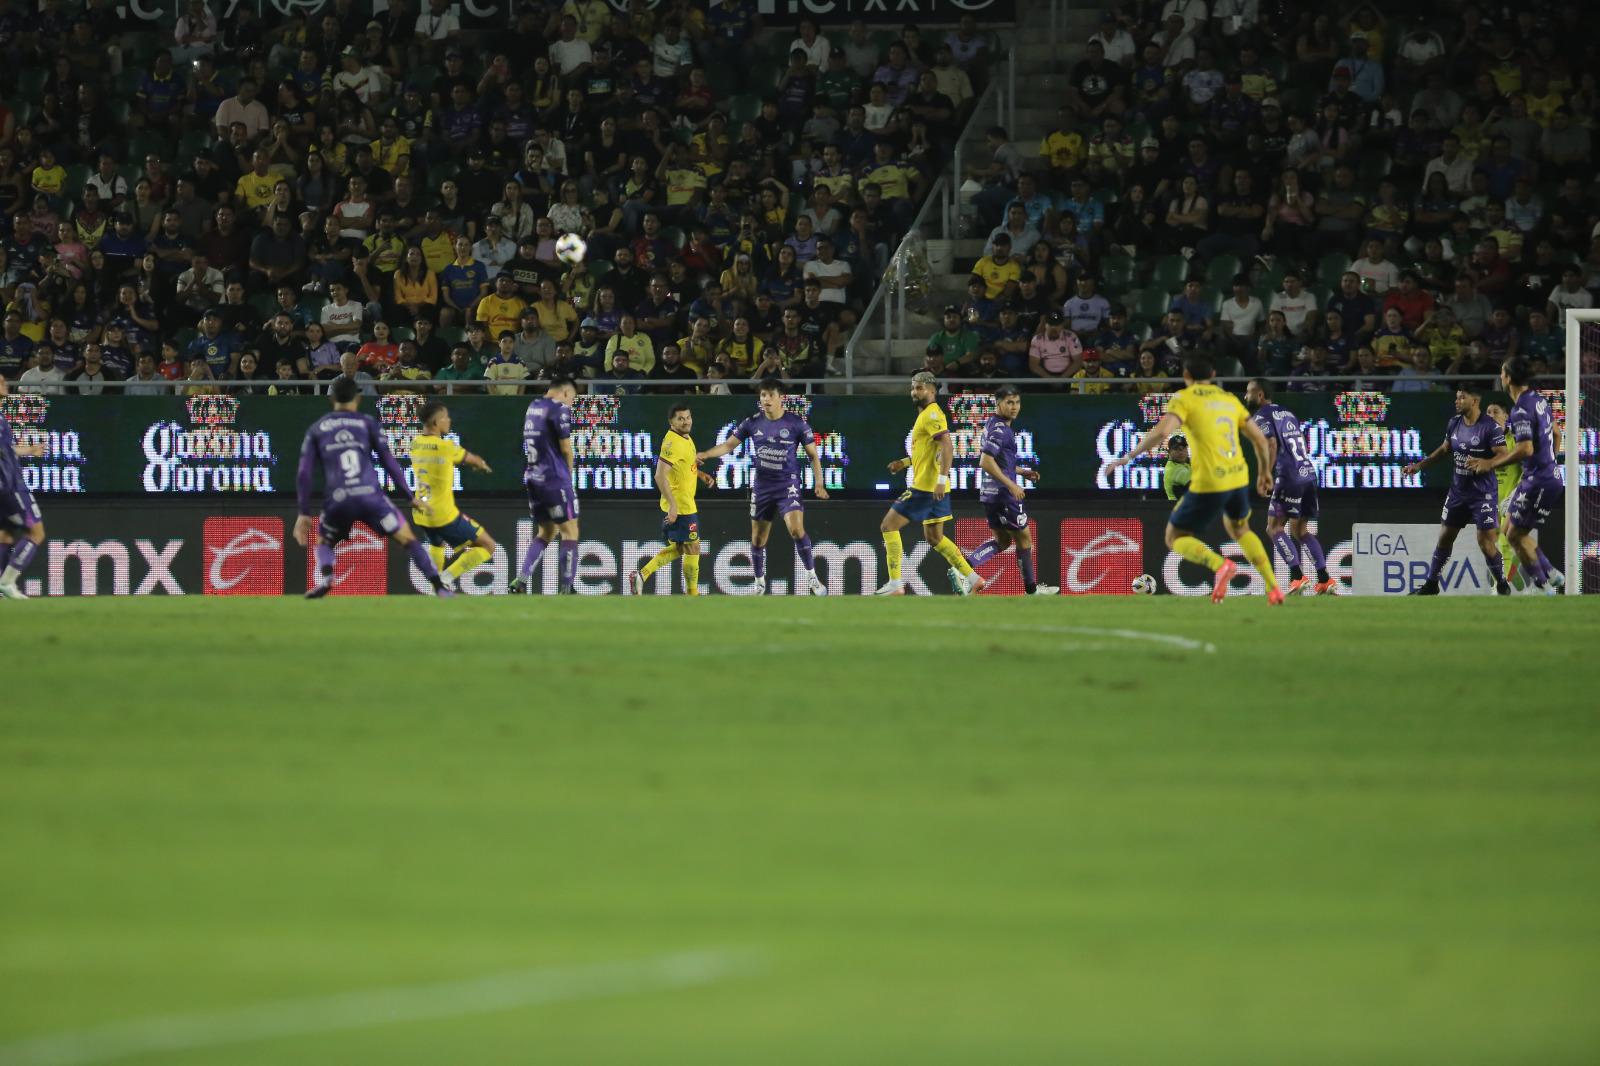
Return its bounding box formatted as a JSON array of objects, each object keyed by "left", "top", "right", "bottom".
[{"left": 1564, "top": 309, "right": 1598, "bottom": 596}]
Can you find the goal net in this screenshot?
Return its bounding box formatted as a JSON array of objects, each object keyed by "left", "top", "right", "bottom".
[{"left": 1568, "top": 311, "right": 1599, "bottom": 595}]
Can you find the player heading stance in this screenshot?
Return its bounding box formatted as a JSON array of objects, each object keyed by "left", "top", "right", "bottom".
[
  {"left": 0, "top": 375, "right": 47, "bottom": 600},
  {"left": 696, "top": 377, "right": 829, "bottom": 595},
  {"left": 1485, "top": 401, "right": 1563, "bottom": 591},
  {"left": 630, "top": 402, "right": 713, "bottom": 595},
  {"left": 1108, "top": 356, "right": 1283, "bottom": 605},
  {"left": 410, "top": 402, "right": 496, "bottom": 591},
  {"left": 511, "top": 376, "right": 580, "bottom": 594},
  {"left": 876, "top": 371, "right": 984, "bottom": 596},
  {"left": 296, "top": 376, "right": 452, "bottom": 598},
  {"left": 1402, "top": 385, "right": 1510, "bottom": 596},
  {"left": 1245, "top": 379, "right": 1333, "bottom": 595},
  {"left": 955, "top": 385, "right": 1058, "bottom": 595},
  {"left": 1468, "top": 358, "right": 1564, "bottom": 594}
]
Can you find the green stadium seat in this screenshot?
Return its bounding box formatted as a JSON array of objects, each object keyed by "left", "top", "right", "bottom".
[
  {"left": 1317, "top": 252, "right": 1352, "bottom": 289},
  {"left": 662, "top": 226, "right": 686, "bottom": 251},
  {"left": 440, "top": 325, "right": 465, "bottom": 345},
  {"left": 1135, "top": 288, "right": 1171, "bottom": 325},
  {"left": 1099, "top": 254, "right": 1136, "bottom": 293},
  {"left": 249, "top": 292, "right": 278, "bottom": 319},
  {"left": 1204, "top": 254, "right": 1243, "bottom": 289},
  {"left": 1148, "top": 254, "right": 1189, "bottom": 292},
  {"left": 588, "top": 259, "right": 613, "bottom": 281},
  {"left": 128, "top": 131, "right": 172, "bottom": 165},
  {"left": 728, "top": 94, "right": 762, "bottom": 127},
  {"left": 63, "top": 164, "right": 92, "bottom": 201},
  {"left": 391, "top": 325, "right": 415, "bottom": 342}
]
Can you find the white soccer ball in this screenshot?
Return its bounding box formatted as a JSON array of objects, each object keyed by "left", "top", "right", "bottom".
[
  {"left": 1131, "top": 574, "right": 1157, "bottom": 595},
  {"left": 555, "top": 232, "right": 588, "bottom": 265}
]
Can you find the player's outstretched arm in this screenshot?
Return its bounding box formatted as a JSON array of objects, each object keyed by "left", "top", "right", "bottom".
[
  {"left": 805, "top": 440, "right": 829, "bottom": 499},
  {"left": 1470, "top": 439, "right": 1531, "bottom": 473},
  {"left": 696, "top": 434, "right": 744, "bottom": 463},
  {"left": 372, "top": 432, "right": 415, "bottom": 506},
  {"left": 1107, "top": 412, "right": 1180, "bottom": 468},
  {"left": 1016, "top": 466, "right": 1039, "bottom": 483},
  {"left": 461, "top": 448, "right": 492, "bottom": 473},
  {"left": 887, "top": 456, "right": 912, "bottom": 473},
  {"left": 1402, "top": 438, "right": 1450, "bottom": 476}
]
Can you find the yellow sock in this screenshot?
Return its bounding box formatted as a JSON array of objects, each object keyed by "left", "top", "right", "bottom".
[
  {"left": 882, "top": 530, "right": 903, "bottom": 580},
  {"left": 1172, "top": 535, "right": 1225, "bottom": 572},
  {"left": 426, "top": 544, "right": 447, "bottom": 572},
  {"left": 683, "top": 553, "right": 700, "bottom": 595},
  {"left": 1235, "top": 531, "right": 1279, "bottom": 590},
  {"left": 931, "top": 534, "right": 974, "bottom": 577},
  {"left": 444, "top": 545, "right": 492, "bottom": 581},
  {"left": 639, "top": 545, "right": 679, "bottom": 580}
]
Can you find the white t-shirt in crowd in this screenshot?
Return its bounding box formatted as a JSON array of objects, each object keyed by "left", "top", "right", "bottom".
[{"left": 1220, "top": 294, "right": 1265, "bottom": 337}]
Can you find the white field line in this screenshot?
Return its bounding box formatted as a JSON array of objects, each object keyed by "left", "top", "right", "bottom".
[
  {"left": 0, "top": 949, "right": 763, "bottom": 1066},
  {"left": 788, "top": 616, "right": 1218, "bottom": 654}
]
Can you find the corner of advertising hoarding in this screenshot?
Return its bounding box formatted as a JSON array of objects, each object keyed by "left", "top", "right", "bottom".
[{"left": 1565, "top": 309, "right": 1598, "bottom": 596}]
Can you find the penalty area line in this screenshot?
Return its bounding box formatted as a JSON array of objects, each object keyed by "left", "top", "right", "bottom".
[
  {"left": 0, "top": 949, "right": 764, "bottom": 1066},
  {"left": 791, "top": 616, "right": 1218, "bottom": 654}
]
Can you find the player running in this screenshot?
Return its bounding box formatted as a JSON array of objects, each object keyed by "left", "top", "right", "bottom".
[
  {"left": 511, "top": 376, "right": 580, "bottom": 595},
  {"left": 409, "top": 401, "right": 496, "bottom": 591},
  {"left": 630, "top": 402, "right": 714, "bottom": 595},
  {"left": 0, "top": 375, "right": 47, "bottom": 600},
  {"left": 1245, "top": 379, "right": 1333, "bottom": 595},
  {"left": 1401, "top": 385, "right": 1511, "bottom": 596},
  {"left": 695, "top": 377, "right": 830, "bottom": 596},
  {"left": 876, "top": 371, "right": 985, "bottom": 596},
  {"left": 949, "top": 385, "right": 1058, "bottom": 596},
  {"left": 295, "top": 376, "right": 452, "bottom": 598},
  {"left": 1468, "top": 358, "right": 1564, "bottom": 594},
  {"left": 1107, "top": 356, "right": 1284, "bottom": 605},
  {"left": 1485, "top": 401, "right": 1563, "bottom": 592}
]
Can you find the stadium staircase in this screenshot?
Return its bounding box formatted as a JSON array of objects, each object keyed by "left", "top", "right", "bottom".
[{"left": 845, "top": 2, "right": 1107, "bottom": 391}]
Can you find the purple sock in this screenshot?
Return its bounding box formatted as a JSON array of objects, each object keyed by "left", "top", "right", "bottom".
[
  {"left": 1426, "top": 546, "right": 1449, "bottom": 582},
  {"left": 1485, "top": 551, "right": 1504, "bottom": 582},
  {"left": 5, "top": 538, "right": 36, "bottom": 578},
  {"left": 795, "top": 534, "right": 814, "bottom": 572},
  {"left": 752, "top": 546, "right": 766, "bottom": 580},
  {"left": 1018, "top": 548, "right": 1037, "bottom": 593},
  {"left": 967, "top": 539, "right": 1000, "bottom": 566},
  {"left": 1537, "top": 548, "right": 1555, "bottom": 576},
  {"left": 520, "top": 536, "right": 548, "bottom": 580},
  {"left": 1301, "top": 534, "right": 1329, "bottom": 580},
  {"left": 1525, "top": 549, "right": 1549, "bottom": 585},
  {"left": 1272, "top": 531, "right": 1299, "bottom": 575},
  {"left": 313, "top": 543, "right": 337, "bottom": 585},
  {"left": 558, "top": 540, "right": 576, "bottom": 592},
  {"left": 406, "top": 538, "right": 442, "bottom": 585}
]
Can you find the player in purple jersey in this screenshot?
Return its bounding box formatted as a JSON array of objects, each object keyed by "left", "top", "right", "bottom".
[
  {"left": 294, "top": 376, "right": 452, "bottom": 598},
  {"left": 695, "top": 377, "right": 830, "bottom": 595},
  {"left": 0, "top": 375, "right": 48, "bottom": 600},
  {"left": 1402, "top": 384, "right": 1511, "bottom": 595},
  {"left": 951, "top": 386, "right": 1058, "bottom": 596},
  {"left": 511, "top": 376, "right": 580, "bottom": 595},
  {"left": 1469, "top": 358, "right": 1565, "bottom": 593},
  {"left": 1245, "top": 380, "right": 1334, "bottom": 595}
]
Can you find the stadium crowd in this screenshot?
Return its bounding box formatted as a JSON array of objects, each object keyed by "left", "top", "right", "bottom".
[
  {"left": 0, "top": 0, "right": 1595, "bottom": 399},
  {"left": 0, "top": 0, "right": 998, "bottom": 395},
  {"left": 933, "top": 0, "right": 1599, "bottom": 394}
]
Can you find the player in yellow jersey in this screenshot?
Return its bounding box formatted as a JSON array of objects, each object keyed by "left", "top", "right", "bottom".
[
  {"left": 874, "top": 371, "right": 986, "bottom": 596},
  {"left": 408, "top": 402, "right": 496, "bottom": 590},
  {"left": 629, "top": 403, "right": 714, "bottom": 595},
  {"left": 1107, "top": 356, "right": 1284, "bottom": 605}
]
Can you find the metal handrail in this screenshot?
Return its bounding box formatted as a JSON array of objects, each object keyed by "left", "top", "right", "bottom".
[{"left": 844, "top": 38, "right": 1019, "bottom": 394}]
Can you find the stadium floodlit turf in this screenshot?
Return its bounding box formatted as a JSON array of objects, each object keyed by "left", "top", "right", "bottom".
[{"left": 2, "top": 596, "right": 1597, "bottom": 1065}]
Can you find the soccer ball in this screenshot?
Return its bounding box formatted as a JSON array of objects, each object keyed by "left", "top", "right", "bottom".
[
  {"left": 1131, "top": 574, "right": 1157, "bottom": 595},
  {"left": 555, "top": 233, "right": 588, "bottom": 265}
]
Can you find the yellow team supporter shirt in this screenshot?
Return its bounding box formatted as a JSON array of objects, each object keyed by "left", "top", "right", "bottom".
[
  {"left": 864, "top": 161, "right": 911, "bottom": 201},
  {"left": 1166, "top": 383, "right": 1250, "bottom": 493},
  {"left": 420, "top": 231, "right": 455, "bottom": 274},
  {"left": 476, "top": 294, "right": 527, "bottom": 339},
  {"left": 1040, "top": 130, "right": 1085, "bottom": 170},
  {"left": 909, "top": 402, "right": 950, "bottom": 492},
  {"left": 408, "top": 433, "right": 466, "bottom": 526},
  {"left": 31, "top": 165, "right": 66, "bottom": 195},
  {"left": 375, "top": 136, "right": 411, "bottom": 176},
  {"left": 658, "top": 430, "right": 698, "bottom": 514},
  {"left": 235, "top": 171, "right": 278, "bottom": 209},
  {"left": 972, "top": 255, "right": 1021, "bottom": 299}
]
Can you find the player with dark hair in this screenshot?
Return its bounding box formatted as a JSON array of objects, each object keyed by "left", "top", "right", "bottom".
[
  {"left": 876, "top": 371, "right": 985, "bottom": 596},
  {"left": 951, "top": 385, "right": 1058, "bottom": 596},
  {"left": 0, "top": 375, "right": 47, "bottom": 600},
  {"left": 409, "top": 401, "right": 496, "bottom": 590},
  {"left": 696, "top": 377, "right": 831, "bottom": 595},
  {"left": 1107, "top": 356, "right": 1284, "bottom": 604},
  {"left": 1402, "top": 384, "right": 1511, "bottom": 595},
  {"left": 295, "top": 375, "right": 452, "bottom": 598},
  {"left": 511, "top": 376, "right": 580, "bottom": 594},
  {"left": 630, "top": 402, "right": 714, "bottom": 595},
  {"left": 1246, "top": 378, "right": 1333, "bottom": 595},
  {"left": 1468, "top": 358, "right": 1565, "bottom": 594}
]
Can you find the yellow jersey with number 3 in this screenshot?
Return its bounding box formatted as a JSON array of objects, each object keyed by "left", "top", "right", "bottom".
[
  {"left": 408, "top": 433, "right": 466, "bottom": 527},
  {"left": 1165, "top": 383, "right": 1250, "bottom": 493},
  {"left": 909, "top": 402, "right": 950, "bottom": 492},
  {"left": 658, "top": 430, "right": 698, "bottom": 515}
]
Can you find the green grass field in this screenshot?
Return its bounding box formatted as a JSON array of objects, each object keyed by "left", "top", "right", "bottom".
[{"left": 2, "top": 596, "right": 1598, "bottom": 1065}]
